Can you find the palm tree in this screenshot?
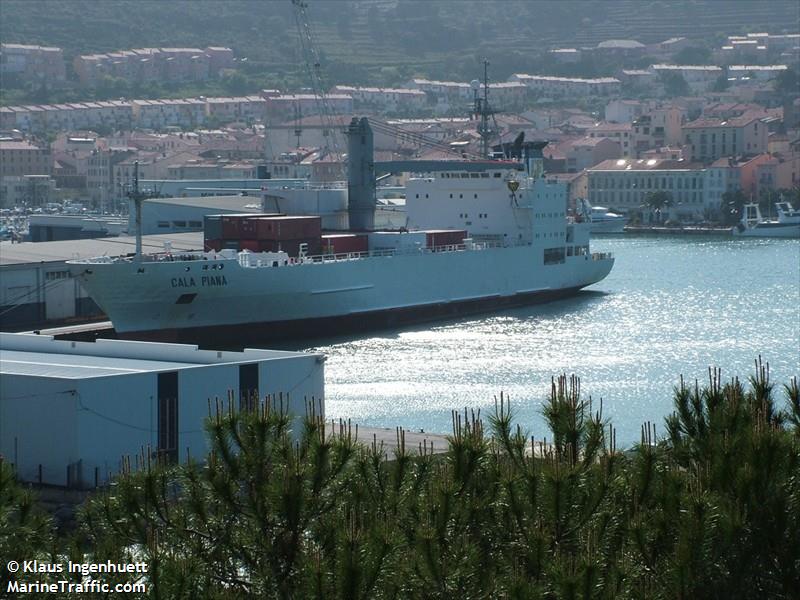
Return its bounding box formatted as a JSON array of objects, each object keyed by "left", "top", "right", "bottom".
[{"left": 643, "top": 190, "right": 673, "bottom": 223}]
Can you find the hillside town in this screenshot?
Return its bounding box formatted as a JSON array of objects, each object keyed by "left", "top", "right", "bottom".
[{"left": 1, "top": 30, "right": 798, "bottom": 235}]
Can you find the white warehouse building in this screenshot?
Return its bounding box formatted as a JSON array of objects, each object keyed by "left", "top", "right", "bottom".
[{"left": 0, "top": 332, "right": 325, "bottom": 488}]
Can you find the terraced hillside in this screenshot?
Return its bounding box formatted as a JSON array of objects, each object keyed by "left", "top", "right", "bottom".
[{"left": 2, "top": 0, "right": 798, "bottom": 88}]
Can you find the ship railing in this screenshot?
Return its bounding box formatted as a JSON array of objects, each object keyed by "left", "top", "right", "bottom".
[
  {"left": 304, "top": 239, "right": 520, "bottom": 265},
  {"left": 591, "top": 252, "right": 613, "bottom": 261}
]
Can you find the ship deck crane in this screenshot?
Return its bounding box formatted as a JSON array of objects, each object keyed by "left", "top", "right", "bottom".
[{"left": 291, "top": 0, "right": 344, "bottom": 177}]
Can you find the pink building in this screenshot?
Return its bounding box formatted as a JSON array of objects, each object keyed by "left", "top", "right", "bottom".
[
  {"left": 563, "top": 137, "right": 622, "bottom": 172},
  {"left": 683, "top": 113, "right": 768, "bottom": 163},
  {"left": 586, "top": 122, "right": 632, "bottom": 157}
]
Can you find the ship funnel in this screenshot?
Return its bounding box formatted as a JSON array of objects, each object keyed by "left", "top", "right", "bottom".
[{"left": 346, "top": 117, "right": 376, "bottom": 231}]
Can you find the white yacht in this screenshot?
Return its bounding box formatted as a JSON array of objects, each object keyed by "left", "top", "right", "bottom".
[{"left": 578, "top": 199, "right": 626, "bottom": 233}]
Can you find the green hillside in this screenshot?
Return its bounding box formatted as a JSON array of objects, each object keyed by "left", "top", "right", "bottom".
[{"left": 1, "top": 0, "right": 798, "bottom": 97}]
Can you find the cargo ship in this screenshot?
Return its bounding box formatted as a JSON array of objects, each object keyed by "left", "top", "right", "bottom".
[{"left": 69, "top": 119, "right": 614, "bottom": 344}]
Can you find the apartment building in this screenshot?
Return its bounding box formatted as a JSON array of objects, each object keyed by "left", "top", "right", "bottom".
[
  {"left": 509, "top": 74, "right": 622, "bottom": 97},
  {"left": 726, "top": 65, "right": 788, "bottom": 83},
  {"left": 206, "top": 96, "right": 266, "bottom": 123},
  {"left": 0, "top": 141, "right": 52, "bottom": 177},
  {"left": 548, "top": 48, "right": 580, "bottom": 63},
  {"left": 408, "top": 79, "right": 472, "bottom": 100},
  {"left": 330, "top": 86, "right": 427, "bottom": 112},
  {"left": 0, "top": 43, "right": 66, "bottom": 84},
  {"left": 587, "top": 158, "right": 715, "bottom": 219},
  {"left": 682, "top": 114, "right": 768, "bottom": 162},
  {"left": 586, "top": 122, "right": 632, "bottom": 157},
  {"left": 0, "top": 175, "right": 56, "bottom": 208},
  {"left": 618, "top": 70, "right": 658, "bottom": 92},
  {"left": 263, "top": 94, "right": 354, "bottom": 122},
  {"left": 649, "top": 64, "right": 723, "bottom": 93},
  {"left": 605, "top": 99, "right": 647, "bottom": 124},
  {"left": 74, "top": 46, "right": 233, "bottom": 87},
  {"left": 631, "top": 106, "right": 685, "bottom": 157}
]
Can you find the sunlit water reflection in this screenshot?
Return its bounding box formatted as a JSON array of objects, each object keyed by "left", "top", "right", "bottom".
[{"left": 293, "top": 236, "right": 799, "bottom": 446}]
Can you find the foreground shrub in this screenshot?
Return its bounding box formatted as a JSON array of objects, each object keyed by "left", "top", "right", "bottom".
[{"left": 5, "top": 363, "right": 798, "bottom": 599}]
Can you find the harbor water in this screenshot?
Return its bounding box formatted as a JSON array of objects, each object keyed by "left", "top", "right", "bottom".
[{"left": 298, "top": 235, "right": 799, "bottom": 447}]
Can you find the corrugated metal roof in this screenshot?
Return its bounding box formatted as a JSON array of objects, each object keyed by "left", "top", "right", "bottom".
[{"left": 0, "top": 232, "right": 204, "bottom": 266}]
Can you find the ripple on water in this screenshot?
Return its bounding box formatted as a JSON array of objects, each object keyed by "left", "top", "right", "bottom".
[{"left": 307, "top": 237, "right": 800, "bottom": 446}]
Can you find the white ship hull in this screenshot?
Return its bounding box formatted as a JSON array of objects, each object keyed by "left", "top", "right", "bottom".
[
  {"left": 72, "top": 245, "right": 613, "bottom": 343},
  {"left": 71, "top": 161, "right": 616, "bottom": 344},
  {"left": 732, "top": 223, "right": 800, "bottom": 238},
  {"left": 732, "top": 202, "right": 800, "bottom": 238},
  {"left": 590, "top": 218, "right": 626, "bottom": 234}
]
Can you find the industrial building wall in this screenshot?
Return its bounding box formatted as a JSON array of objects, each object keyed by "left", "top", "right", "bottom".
[
  {"left": 137, "top": 203, "right": 212, "bottom": 235},
  {"left": 74, "top": 372, "right": 159, "bottom": 486},
  {"left": 0, "top": 375, "right": 79, "bottom": 486},
  {"left": 1, "top": 340, "right": 324, "bottom": 487},
  {"left": 69, "top": 359, "right": 323, "bottom": 486},
  {"left": 258, "top": 354, "right": 325, "bottom": 430},
  {"left": 0, "top": 263, "right": 101, "bottom": 331}
]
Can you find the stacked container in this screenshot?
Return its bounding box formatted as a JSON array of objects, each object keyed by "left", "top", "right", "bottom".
[
  {"left": 204, "top": 214, "right": 321, "bottom": 257},
  {"left": 321, "top": 233, "right": 369, "bottom": 254}
]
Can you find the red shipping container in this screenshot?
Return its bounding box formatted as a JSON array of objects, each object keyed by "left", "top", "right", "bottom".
[
  {"left": 321, "top": 233, "right": 369, "bottom": 254},
  {"left": 221, "top": 214, "right": 250, "bottom": 238},
  {"left": 204, "top": 238, "right": 222, "bottom": 252},
  {"left": 239, "top": 239, "right": 262, "bottom": 252},
  {"left": 425, "top": 229, "right": 467, "bottom": 248},
  {"left": 255, "top": 215, "right": 322, "bottom": 240},
  {"left": 221, "top": 213, "right": 283, "bottom": 238}
]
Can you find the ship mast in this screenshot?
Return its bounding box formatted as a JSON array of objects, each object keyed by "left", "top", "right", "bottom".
[
  {"left": 129, "top": 161, "right": 144, "bottom": 260},
  {"left": 473, "top": 59, "right": 496, "bottom": 159}
]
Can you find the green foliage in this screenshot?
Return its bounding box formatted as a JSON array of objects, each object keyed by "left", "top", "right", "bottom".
[
  {"left": 774, "top": 68, "right": 799, "bottom": 97},
  {"left": 643, "top": 191, "right": 673, "bottom": 222},
  {"left": 2, "top": 0, "right": 798, "bottom": 103},
  {"left": 4, "top": 366, "right": 799, "bottom": 598},
  {"left": 672, "top": 46, "right": 712, "bottom": 65},
  {"left": 0, "top": 459, "right": 58, "bottom": 592},
  {"left": 659, "top": 72, "right": 690, "bottom": 98},
  {"left": 712, "top": 74, "right": 730, "bottom": 92},
  {"left": 721, "top": 189, "right": 748, "bottom": 225}
]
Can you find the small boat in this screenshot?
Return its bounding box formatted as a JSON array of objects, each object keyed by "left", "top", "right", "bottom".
[
  {"left": 578, "top": 199, "right": 626, "bottom": 233},
  {"left": 732, "top": 202, "right": 800, "bottom": 238}
]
